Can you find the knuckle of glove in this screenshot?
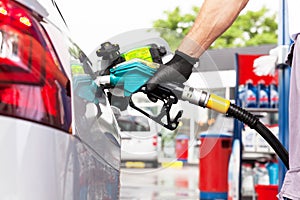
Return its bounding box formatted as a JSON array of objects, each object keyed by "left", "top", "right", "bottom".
[{"left": 146, "top": 51, "right": 196, "bottom": 91}]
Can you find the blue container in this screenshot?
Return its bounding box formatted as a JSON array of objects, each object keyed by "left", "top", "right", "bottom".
[
  {"left": 200, "top": 192, "right": 227, "bottom": 200},
  {"left": 238, "top": 85, "right": 246, "bottom": 107},
  {"left": 269, "top": 83, "right": 279, "bottom": 108},
  {"left": 245, "top": 80, "right": 258, "bottom": 108},
  {"left": 257, "top": 80, "right": 270, "bottom": 108},
  {"left": 266, "top": 161, "right": 279, "bottom": 185}
]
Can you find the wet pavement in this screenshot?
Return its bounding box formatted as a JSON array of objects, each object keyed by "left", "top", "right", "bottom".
[{"left": 120, "top": 163, "right": 199, "bottom": 200}]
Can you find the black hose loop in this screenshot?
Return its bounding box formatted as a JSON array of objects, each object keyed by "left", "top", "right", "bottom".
[
  {"left": 227, "top": 103, "right": 259, "bottom": 128},
  {"left": 227, "top": 103, "right": 289, "bottom": 169},
  {"left": 256, "top": 121, "right": 289, "bottom": 169}
]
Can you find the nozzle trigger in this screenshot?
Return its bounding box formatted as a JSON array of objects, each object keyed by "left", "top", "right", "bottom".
[{"left": 129, "top": 84, "right": 182, "bottom": 130}]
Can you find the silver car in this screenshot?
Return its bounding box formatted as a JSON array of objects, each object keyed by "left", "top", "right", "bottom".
[
  {"left": 0, "top": 0, "right": 121, "bottom": 199},
  {"left": 117, "top": 110, "right": 160, "bottom": 168}
]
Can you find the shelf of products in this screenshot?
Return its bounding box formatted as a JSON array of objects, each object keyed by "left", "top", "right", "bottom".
[
  {"left": 245, "top": 108, "right": 278, "bottom": 113},
  {"left": 234, "top": 54, "right": 280, "bottom": 199},
  {"left": 242, "top": 152, "right": 275, "bottom": 161}
]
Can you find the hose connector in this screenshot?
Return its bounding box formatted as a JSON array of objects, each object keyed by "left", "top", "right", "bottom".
[
  {"left": 181, "top": 86, "right": 209, "bottom": 107},
  {"left": 181, "top": 86, "right": 231, "bottom": 114},
  {"left": 206, "top": 94, "right": 231, "bottom": 114}
]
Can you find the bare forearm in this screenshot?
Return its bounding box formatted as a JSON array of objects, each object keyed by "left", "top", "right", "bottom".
[{"left": 178, "top": 0, "right": 249, "bottom": 58}]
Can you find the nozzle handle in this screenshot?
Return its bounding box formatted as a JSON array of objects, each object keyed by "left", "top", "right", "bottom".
[{"left": 129, "top": 83, "right": 183, "bottom": 130}]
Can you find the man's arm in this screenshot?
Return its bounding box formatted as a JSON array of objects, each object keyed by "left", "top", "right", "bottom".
[
  {"left": 146, "top": 0, "right": 249, "bottom": 90},
  {"left": 178, "top": 0, "right": 249, "bottom": 58}
]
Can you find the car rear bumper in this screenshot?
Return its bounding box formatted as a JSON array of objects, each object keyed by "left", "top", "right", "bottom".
[
  {"left": 0, "top": 116, "right": 120, "bottom": 199},
  {"left": 121, "top": 150, "right": 158, "bottom": 162}
]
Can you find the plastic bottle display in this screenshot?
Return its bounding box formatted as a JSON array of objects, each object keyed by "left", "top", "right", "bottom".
[
  {"left": 241, "top": 163, "right": 255, "bottom": 196},
  {"left": 253, "top": 162, "right": 260, "bottom": 185},
  {"left": 253, "top": 162, "right": 270, "bottom": 185},
  {"left": 269, "top": 82, "right": 279, "bottom": 108},
  {"left": 242, "top": 126, "right": 256, "bottom": 152},
  {"left": 257, "top": 80, "right": 270, "bottom": 108},
  {"left": 245, "top": 79, "right": 258, "bottom": 108},
  {"left": 239, "top": 80, "right": 279, "bottom": 109},
  {"left": 238, "top": 84, "right": 246, "bottom": 107},
  {"left": 266, "top": 159, "right": 279, "bottom": 185}
]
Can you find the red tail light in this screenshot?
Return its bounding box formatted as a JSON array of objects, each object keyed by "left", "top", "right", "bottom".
[
  {"left": 0, "top": 0, "right": 70, "bottom": 132},
  {"left": 152, "top": 135, "right": 157, "bottom": 146}
]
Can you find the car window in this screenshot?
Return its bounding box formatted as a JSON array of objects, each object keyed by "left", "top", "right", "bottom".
[{"left": 118, "top": 115, "right": 150, "bottom": 132}]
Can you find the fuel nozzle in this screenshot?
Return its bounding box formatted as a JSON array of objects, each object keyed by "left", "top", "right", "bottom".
[{"left": 96, "top": 42, "right": 121, "bottom": 61}]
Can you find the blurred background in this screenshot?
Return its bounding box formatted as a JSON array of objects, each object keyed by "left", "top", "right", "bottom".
[{"left": 56, "top": 0, "right": 278, "bottom": 54}]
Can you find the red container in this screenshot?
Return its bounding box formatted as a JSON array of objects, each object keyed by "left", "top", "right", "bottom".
[
  {"left": 255, "top": 185, "right": 278, "bottom": 200},
  {"left": 175, "top": 135, "right": 189, "bottom": 162},
  {"left": 199, "top": 133, "right": 232, "bottom": 199}
]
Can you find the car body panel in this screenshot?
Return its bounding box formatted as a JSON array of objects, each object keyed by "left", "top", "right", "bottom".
[{"left": 0, "top": 116, "right": 120, "bottom": 200}]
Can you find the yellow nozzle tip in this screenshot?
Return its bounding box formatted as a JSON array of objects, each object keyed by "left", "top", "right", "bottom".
[{"left": 206, "top": 94, "right": 230, "bottom": 114}]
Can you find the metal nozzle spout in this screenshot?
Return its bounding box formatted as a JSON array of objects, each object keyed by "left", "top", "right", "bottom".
[{"left": 181, "top": 86, "right": 209, "bottom": 107}]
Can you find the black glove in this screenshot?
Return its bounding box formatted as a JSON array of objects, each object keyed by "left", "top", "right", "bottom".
[{"left": 146, "top": 50, "right": 198, "bottom": 91}]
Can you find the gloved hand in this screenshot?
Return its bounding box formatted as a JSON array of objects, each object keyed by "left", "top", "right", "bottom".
[{"left": 146, "top": 50, "right": 198, "bottom": 91}]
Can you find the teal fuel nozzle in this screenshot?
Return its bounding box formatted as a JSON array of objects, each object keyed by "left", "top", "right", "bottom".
[
  {"left": 105, "top": 59, "right": 159, "bottom": 96},
  {"left": 73, "top": 75, "right": 99, "bottom": 104},
  {"left": 94, "top": 58, "right": 183, "bottom": 130}
]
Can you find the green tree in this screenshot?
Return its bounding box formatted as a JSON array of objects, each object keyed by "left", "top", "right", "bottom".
[
  {"left": 153, "top": 6, "right": 277, "bottom": 51},
  {"left": 153, "top": 6, "right": 199, "bottom": 50}
]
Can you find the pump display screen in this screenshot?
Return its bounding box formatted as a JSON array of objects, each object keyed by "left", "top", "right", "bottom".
[{"left": 121, "top": 46, "right": 153, "bottom": 62}]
